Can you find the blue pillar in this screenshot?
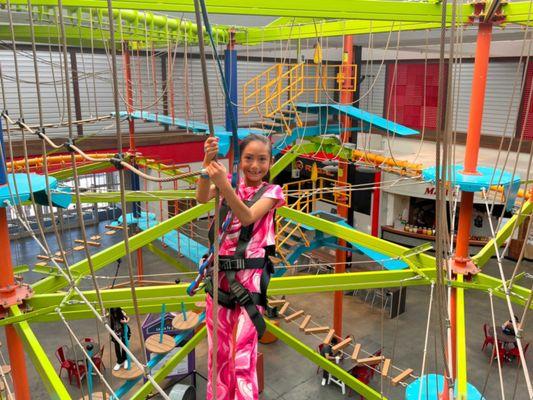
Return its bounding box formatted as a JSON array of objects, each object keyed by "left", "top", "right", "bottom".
[
  {"left": 224, "top": 44, "right": 238, "bottom": 132},
  {"left": 131, "top": 169, "right": 140, "bottom": 218}
]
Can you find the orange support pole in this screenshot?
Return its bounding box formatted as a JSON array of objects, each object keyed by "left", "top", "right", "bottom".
[
  {"left": 0, "top": 208, "right": 31, "bottom": 400},
  {"left": 333, "top": 35, "right": 355, "bottom": 337},
  {"left": 442, "top": 22, "right": 493, "bottom": 397}
]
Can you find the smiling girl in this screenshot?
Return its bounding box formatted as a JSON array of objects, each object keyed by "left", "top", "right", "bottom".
[{"left": 196, "top": 134, "right": 285, "bottom": 400}]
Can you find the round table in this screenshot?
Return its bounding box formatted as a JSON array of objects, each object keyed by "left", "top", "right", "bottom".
[
  {"left": 489, "top": 327, "right": 516, "bottom": 345},
  {"left": 66, "top": 342, "right": 101, "bottom": 362},
  {"left": 405, "top": 374, "right": 485, "bottom": 399}
]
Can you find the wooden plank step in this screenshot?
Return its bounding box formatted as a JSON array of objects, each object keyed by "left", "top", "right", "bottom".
[
  {"left": 268, "top": 256, "right": 284, "bottom": 265},
  {"left": 73, "top": 245, "right": 85, "bottom": 251},
  {"left": 305, "top": 326, "right": 330, "bottom": 335},
  {"left": 104, "top": 225, "right": 123, "bottom": 230},
  {"left": 331, "top": 337, "right": 353, "bottom": 353},
  {"left": 278, "top": 302, "right": 290, "bottom": 315},
  {"left": 90, "top": 235, "right": 101, "bottom": 241},
  {"left": 323, "top": 329, "right": 336, "bottom": 345},
  {"left": 280, "top": 237, "right": 299, "bottom": 247},
  {"left": 356, "top": 356, "right": 384, "bottom": 366},
  {"left": 351, "top": 343, "right": 362, "bottom": 360},
  {"left": 36, "top": 255, "right": 50, "bottom": 261},
  {"left": 268, "top": 299, "right": 286, "bottom": 307},
  {"left": 284, "top": 310, "right": 304, "bottom": 322},
  {"left": 299, "top": 315, "right": 312, "bottom": 331},
  {"left": 391, "top": 368, "right": 413, "bottom": 386},
  {"left": 105, "top": 230, "right": 117, "bottom": 236},
  {"left": 74, "top": 239, "right": 101, "bottom": 247},
  {"left": 35, "top": 261, "right": 48, "bottom": 267},
  {"left": 381, "top": 359, "right": 391, "bottom": 376}
]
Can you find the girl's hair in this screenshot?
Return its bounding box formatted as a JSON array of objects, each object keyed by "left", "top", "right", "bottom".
[
  {"left": 239, "top": 134, "right": 273, "bottom": 182},
  {"left": 109, "top": 307, "right": 122, "bottom": 328}
]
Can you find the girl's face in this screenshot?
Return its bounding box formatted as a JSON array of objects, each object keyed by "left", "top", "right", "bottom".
[{"left": 240, "top": 140, "right": 271, "bottom": 186}]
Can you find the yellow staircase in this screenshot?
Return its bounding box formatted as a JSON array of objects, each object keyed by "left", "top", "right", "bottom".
[{"left": 243, "top": 63, "right": 305, "bottom": 134}]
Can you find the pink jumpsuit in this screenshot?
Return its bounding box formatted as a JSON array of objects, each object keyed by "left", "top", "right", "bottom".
[{"left": 206, "top": 180, "right": 284, "bottom": 400}]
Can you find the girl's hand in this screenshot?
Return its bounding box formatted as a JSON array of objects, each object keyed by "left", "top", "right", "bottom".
[
  {"left": 206, "top": 161, "right": 228, "bottom": 189},
  {"left": 203, "top": 137, "right": 219, "bottom": 166}
]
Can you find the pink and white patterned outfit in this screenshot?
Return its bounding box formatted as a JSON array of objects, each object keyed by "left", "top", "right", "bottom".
[{"left": 206, "top": 178, "right": 285, "bottom": 400}]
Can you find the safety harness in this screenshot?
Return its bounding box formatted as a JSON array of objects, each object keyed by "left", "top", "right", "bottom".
[{"left": 204, "top": 183, "right": 275, "bottom": 339}]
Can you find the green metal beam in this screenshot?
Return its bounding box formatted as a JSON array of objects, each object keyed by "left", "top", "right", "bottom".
[
  {"left": 130, "top": 325, "right": 207, "bottom": 400},
  {"left": 10, "top": 306, "right": 72, "bottom": 399},
  {"left": 77, "top": 189, "right": 196, "bottom": 203},
  {"left": 1, "top": 1, "right": 469, "bottom": 23},
  {"left": 50, "top": 160, "right": 111, "bottom": 180},
  {"left": 265, "top": 319, "right": 385, "bottom": 400},
  {"left": 474, "top": 273, "right": 533, "bottom": 309},
  {"left": 270, "top": 142, "right": 318, "bottom": 179},
  {"left": 21, "top": 269, "right": 431, "bottom": 324},
  {"left": 277, "top": 207, "right": 436, "bottom": 269},
  {"left": 31, "top": 201, "right": 213, "bottom": 294},
  {"left": 145, "top": 242, "right": 193, "bottom": 273},
  {"left": 455, "top": 276, "right": 467, "bottom": 399},
  {"left": 237, "top": 20, "right": 446, "bottom": 45},
  {"left": 504, "top": 1, "right": 533, "bottom": 24},
  {"left": 472, "top": 200, "right": 532, "bottom": 268}
]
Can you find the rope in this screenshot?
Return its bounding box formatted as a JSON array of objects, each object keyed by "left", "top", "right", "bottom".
[
  {"left": 417, "top": 282, "right": 435, "bottom": 400},
  {"left": 481, "top": 189, "right": 533, "bottom": 396}
]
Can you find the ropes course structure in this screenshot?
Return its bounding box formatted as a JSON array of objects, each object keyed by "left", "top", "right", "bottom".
[{"left": 0, "top": 1, "right": 531, "bottom": 399}]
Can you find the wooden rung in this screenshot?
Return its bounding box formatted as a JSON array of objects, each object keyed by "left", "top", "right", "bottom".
[
  {"left": 323, "top": 329, "right": 335, "bottom": 345},
  {"left": 391, "top": 368, "right": 413, "bottom": 386},
  {"left": 53, "top": 257, "right": 65, "bottom": 263},
  {"left": 279, "top": 302, "right": 290, "bottom": 315},
  {"left": 299, "top": 315, "right": 312, "bottom": 331},
  {"left": 305, "top": 326, "right": 330, "bottom": 335},
  {"left": 74, "top": 239, "right": 100, "bottom": 247},
  {"left": 73, "top": 245, "right": 85, "bottom": 251},
  {"left": 331, "top": 337, "right": 353, "bottom": 353},
  {"left": 35, "top": 261, "right": 48, "bottom": 267},
  {"left": 105, "top": 230, "right": 117, "bottom": 236},
  {"left": 54, "top": 251, "right": 66, "bottom": 257},
  {"left": 356, "top": 356, "right": 384, "bottom": 366},
  {"left": 90, "top": 235, "right": 101, "bottom": 241},
  {"left": 284, "top": 310, "right": 304, "bottom": 322},
  {"left": 381, "top": 359, "right": 391, "bottom": 377},
  {"left": 37, "top": 255, "right": 50, "bottom": 261},
  {"left": 351, "top": 343, "right": 361, "bottom": 360},
  {"left": 268, "top": 299, "right": 286, "bottom": 307},
  {"left": 105, "top": 225, "right": 123, "bottom": 230}
]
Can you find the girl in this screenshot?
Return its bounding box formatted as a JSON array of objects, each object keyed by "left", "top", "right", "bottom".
[
  {"left": 196, "top": 134, "right": 285, "bottom": 400},
  {"left": 109, "top": 307, "right": 131, "bottom": 371}
]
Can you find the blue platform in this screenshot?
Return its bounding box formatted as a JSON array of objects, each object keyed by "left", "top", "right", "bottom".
[
  {"left": 295, "top": 103, "right": 419, "bottom": 136},
  {"left": 422, "top": 164, "right": 521, "bottom": 210},
  {"left": 0, "top": 173, "right": 71, "bottom": 208},
  {"left": 405, "top": 374, "right": 485, "bottom": 400},
  {"left": 114, "top": 111, "right": 268, "bottom": 157}
]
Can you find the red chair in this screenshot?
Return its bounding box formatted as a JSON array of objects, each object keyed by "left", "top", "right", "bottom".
[
  {"left": 506, "top": 342, "right": 529, "bottom": 365},
  {"left": 68, "top": 363, "right": 87, "bottom": 387},
  {"left": 55, "top": 346, "right": 74, "bottom": 379},
  {"left": 482, "top": 324, "right": 495, "bottom": 351},
  {"left": 92, "top": 345, "right": 106, "bottom": 372},
  {"left": 491, "top": 341, "right": 506, "bottom": 364}
]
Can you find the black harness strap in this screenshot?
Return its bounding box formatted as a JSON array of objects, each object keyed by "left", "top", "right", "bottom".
[{"left": 205, "top": 183, "right": 274, "bottom": 339}]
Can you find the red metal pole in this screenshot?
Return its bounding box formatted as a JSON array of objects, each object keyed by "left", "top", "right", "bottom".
[
  {"left": 0, "top": 208, "right": 31, "bottom": 399},
  {"left": 371, "top": 171, "right": 382, "bottom": 237},
  {"left": 122, "top": 42, "right": 136, "bottom": 153},
  {"left": 334, "top": 35, "right": 354, "bottom": 336}
]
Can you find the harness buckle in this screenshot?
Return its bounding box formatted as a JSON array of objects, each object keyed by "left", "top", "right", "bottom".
[
  {"left": 230, "top": 282, "right": 252, "bottom": 306},
  {"left": 220, "top": 258, "right": 246, "bottom": 271}
]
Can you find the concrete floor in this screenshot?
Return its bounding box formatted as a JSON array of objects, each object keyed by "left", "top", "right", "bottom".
[{"left": 2, "top": 222, "right": 532, "bottom": 399}]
